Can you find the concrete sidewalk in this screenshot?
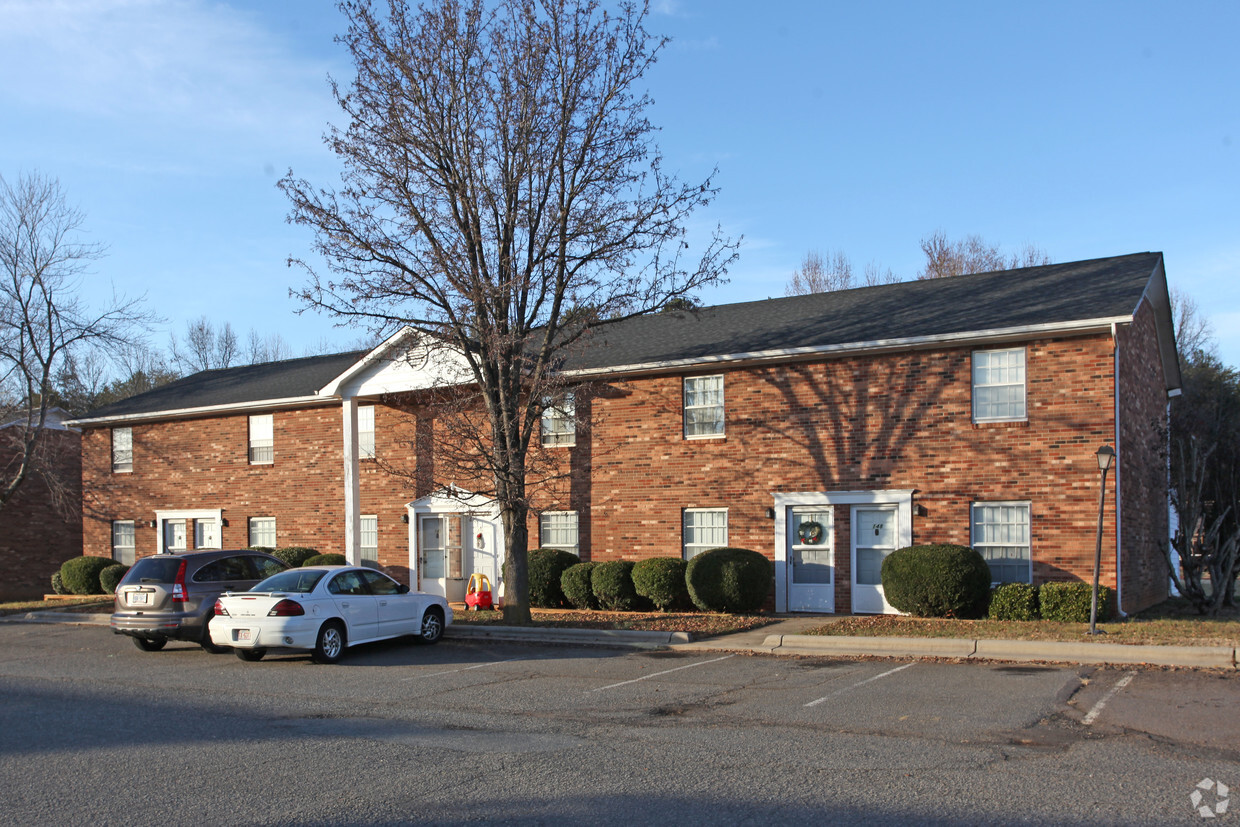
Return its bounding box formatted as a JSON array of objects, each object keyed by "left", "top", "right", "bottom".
[{"left": 6, "top": 609, "right": 1236, "bottom": 669}]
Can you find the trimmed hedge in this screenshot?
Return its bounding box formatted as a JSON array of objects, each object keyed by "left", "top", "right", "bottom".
[
  {"left": 591, "top": 560, "right": 644, "bottom": 611},
  {"left": 988, "top": 583, "right": 1039, "bottom": 621},
  {"left": 685, "top": 548, "right": 772, "bottom": 613},
  {"left": 273, "top": 547, "right": 320, "bottom": 568},
  {"left": 880, "top": 544, "right": 991, "bottom": 619},
  {"left": 304, "top": 553, "right": 347, "bottom": 566},
  {"left": 632, "top": 557, "right": 689, "bottom": 611},
  {"left": 59, "top": 556, "right": 116, "bottom": 595},
  {"left": 99, "top": 564, "right": 130, "bottom": 594},
  {"left": 1039, "top": 581, "right": 1114, "bottom": 623},
  {"left": 528, "top": 548, "right": 582, "bottom": 608},
  {"left": 50, "top": 570, "right": 69, "bottom": 595},
  {"left": 561, "top": 561, "right": 599, "bottom": 609}
]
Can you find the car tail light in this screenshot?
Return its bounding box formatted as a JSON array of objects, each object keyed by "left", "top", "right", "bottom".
[
  {"left": 171, "top": 560, "right": 187, "bottom": 605},
  {"left": 213, "top": 600, "right": 229, "bottom": 616},
  {"left": 268, "top": 599, "right": 304, "bottom": 617}
]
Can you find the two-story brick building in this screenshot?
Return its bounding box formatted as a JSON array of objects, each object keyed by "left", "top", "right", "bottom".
[{"left": 69, "top": 252, "right": 1180, "bottom": 614}]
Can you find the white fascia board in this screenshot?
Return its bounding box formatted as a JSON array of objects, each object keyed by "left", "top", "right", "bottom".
[
  {"left": 318, "top": 326, "right": 417, "bottom": 398},
  {"left": 62, "top": 395, "right": 330, "bottom": 428},
  {"left": 319, "top": 326, "right": 474, "bottom": 399},
  {"left": 563, "top": 317, "right": 1134, "bottom": 380}
]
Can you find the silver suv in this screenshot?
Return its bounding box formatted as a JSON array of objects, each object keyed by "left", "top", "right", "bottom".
[{"left": 111, "top": 550, "right": 288, "bottom": 653}]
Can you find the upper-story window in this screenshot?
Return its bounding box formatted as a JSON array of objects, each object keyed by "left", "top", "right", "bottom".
[
  {"left": 973, "top": 348, "right": 1026, "bottom": 422},
  {"left": 111, "top": 427, "right": 133, "bottom": 473},
  {"left": 541, "top": 394, "right": 576, "bottom": 447},
  {"left": 359, "top": 405, "right": 376, "bottom": 459},
  {"left": 684, "top": 375, "right": 725, "bottom": 438},
  {"left": 249, "top": 414, "right": 274, "bottom": 464}
]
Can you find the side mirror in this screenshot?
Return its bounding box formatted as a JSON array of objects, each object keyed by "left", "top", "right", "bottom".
[{"left": 397, "top": 583, "right": 410, "bottom": 594}]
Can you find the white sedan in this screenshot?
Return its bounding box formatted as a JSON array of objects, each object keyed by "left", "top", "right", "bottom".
[{"left": 211, "top": 566, "right": 452, "bottom": 664}]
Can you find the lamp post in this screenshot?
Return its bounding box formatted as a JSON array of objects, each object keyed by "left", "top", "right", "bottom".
[{"left": 1089, "top": 445, "right": 1116, "bottom": 635}]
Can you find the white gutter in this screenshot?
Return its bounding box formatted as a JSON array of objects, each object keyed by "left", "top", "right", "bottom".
[
  {"left": 564, "top": 316, "right": 1135, "bottom": 380},
  {"left": 63, "top": 394, "right": 332, "bottom": 428}
]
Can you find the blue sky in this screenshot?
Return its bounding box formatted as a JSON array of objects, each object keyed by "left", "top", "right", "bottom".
[{"left": 2, "top": 0, "right": 1237, "bottom": 369}]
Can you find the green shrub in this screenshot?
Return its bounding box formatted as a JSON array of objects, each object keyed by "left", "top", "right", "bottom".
[
  {"left": 303, "top": 553, "right": 347, "bottom": 566},
  {"left": 273, "top": 547, "right": 320, "bottom": 567},
  {"left": 685, "top": 548, "right": 772, "bottom": 613},
  {"left": 880, "top": 544, "right": 991, "bottom": 619},
  {"left": 59, "top": 556, "right": 116, "bottom": 595},
  {"left": 528, "top": 548, "right": 581, "bottom": 608},
  {"left": 99, "top": 564, "right": 130, "bottom": 594},
  {"left": 50, "top": 570, "right": 69, "bottom": 595},
  {"left": 247, "top": 546, "right": 275, "bottom": 554},
  {"left": 591, "top": 560, "right": 645, "bottom": 611},
  {"left": 1039, "top": 581, "right": 1114, "bottom": 623},
  {"left": 632, "top": 557, "right": 689, "bottom": 611},
  {"left": 561, "top": 561, "right": 599, "bottom": 609},
  {"left": 988, "top": 583, "right": 1040, "bottom": 621}
]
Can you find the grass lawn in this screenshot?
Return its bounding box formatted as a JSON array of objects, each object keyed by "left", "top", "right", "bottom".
[
  {"left": 0, "top": 596, "right": 113, "bottom": 616},
  {"left": 802, "top": 598, "right": 1240, "bottom": 647}
]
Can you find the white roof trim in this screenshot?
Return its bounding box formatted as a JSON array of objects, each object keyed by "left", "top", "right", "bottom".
[
  {"left": 562, "top": 316, "right": 1135, "bottom": 379},
  {"left": 63, "top": 395, "right": 331, "bottom": 427},
  {"left": 318, "top": 326, "right": 416, "bottom": 398}
]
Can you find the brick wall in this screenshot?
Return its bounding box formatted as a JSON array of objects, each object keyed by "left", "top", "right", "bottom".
[{"left": 1, "top": 428, "right": 82, "bottom": 600}]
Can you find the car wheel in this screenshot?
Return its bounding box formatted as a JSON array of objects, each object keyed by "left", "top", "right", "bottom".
[
  {"left": 200, "top": 617, "right": 228, "bottom": 654},
  {"left": 132, "top": 636, "right": 167, "bottom": 652},
  {"left": 418, "top": 608, "right": 445, "bottom": 644},
  {"left": 235, "top": 648, "right": 265, "bottom": 662},
  {"left": 312, "top": 621, "right": 346, "bottom": 664}
]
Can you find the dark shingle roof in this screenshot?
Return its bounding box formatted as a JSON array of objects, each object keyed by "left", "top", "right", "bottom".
[
  {"left": 563, "top": 252, "right": 1163, "bottom": 371},
  {"left": 77, "top": 351, "right": 367, "bottom": 421},
  {"left": 73, "top": 253, "right": 1166, "bottom": 423}
]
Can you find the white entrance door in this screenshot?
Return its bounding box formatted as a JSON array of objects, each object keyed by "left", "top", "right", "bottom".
[
  {"left": 194, "top": 518, "right": 220, "bottom": 549},
  {"left": 164, "top": 519, "right": 187, "bottom": 552},
  {"left": 466, "top": 516, "right": 500, "bottom": 591},
  {"left": 786, "top": 506, "right": 834, "bottom": 612},
  {"left": 418, "top": 516, "right": 447, "bottom": 598},
  {"left": 852, "top": 505, "right": 899, "bottom": 614}
]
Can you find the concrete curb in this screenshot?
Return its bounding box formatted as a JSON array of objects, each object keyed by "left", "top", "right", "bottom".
[
  {"left": 447, "top": 624, "right": 692, "bottom": 648},
  {"left": 767, "top": 633, "right": 1238, "bottom": 669}
]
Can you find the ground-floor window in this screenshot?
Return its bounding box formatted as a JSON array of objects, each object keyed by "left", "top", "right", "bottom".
[
  {"left": 683, "top": 508, "right": 728, "bottom": 560},
  {"left": 248, "top": 517, "right": 277, "bottom": 549},
  {"left": 540, "top": 511, "right": 579, "bottom": 555},
  {"left": 111, "top": 520, "right": 136, "bottom": 566},
  {"left": 361, "top": 515, "right": 378, "bottom": 564},
  {"left": 971, "top": 502, "right": 1032, "bottom": 584}
]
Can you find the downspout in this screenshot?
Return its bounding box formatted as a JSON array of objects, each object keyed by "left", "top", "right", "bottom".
[{"left": 1112, "top": 322, "right": 1125, "bottom": 616}]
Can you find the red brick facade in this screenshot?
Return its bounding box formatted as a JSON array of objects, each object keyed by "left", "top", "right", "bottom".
[
  {"left": 1, "top": 428, "right": 82, "bottom": 600},
  {"left": 78, "top": 306, "right": 1172, "bottom": 613}
]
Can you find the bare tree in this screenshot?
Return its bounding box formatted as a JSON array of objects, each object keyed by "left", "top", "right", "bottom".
[
  {"left": 785, "top": 250, "right": 853, "bottom": 295},
  {"left": 280, "top": 0, "right": 735, "bottom": 623},
  {"left": 1167, "top": 438, "right": 1240, "bottom": 614},
  {"left": 0, "top": 172, "right": 150, "bottom": 514},
  {"left": 169, "top": 316, "right": 239, "bottom": 373},
  {"left": 246, "top": 329, "right": 294, "bottom": 365},
  {"left": 1171, "top": 287, "right": 1214, "bottom": 360},
  {"left": 917, "top": 231, "right": 1051, "bottom": 280},
  {"left": 861, "top": 260, "right": 900, "bottom": 287}
]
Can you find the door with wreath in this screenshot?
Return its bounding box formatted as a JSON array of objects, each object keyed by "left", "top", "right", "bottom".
[{"left": 787, "top": 507, "right": 834, "bottom": 612}]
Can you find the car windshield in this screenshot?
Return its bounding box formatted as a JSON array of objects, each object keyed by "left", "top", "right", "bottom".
[{"left": 251, "top": 569, "right": 326, "bottom": 594}]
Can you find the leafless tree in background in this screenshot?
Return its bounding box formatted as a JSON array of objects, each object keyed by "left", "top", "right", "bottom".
[
  {"left": 917, "top": 231, "right": 1051, "bottom": 279},
  {"left": 0, "top": 172, "right": 150, "bottom": 514},
  {"left": 280, "top": 0, "right": 736, "bottom": 622},
  {"left": 785, "top": 250, "right": 853, "bottom": 294},
  {"left": 168, "top": 316, "right": 239, "bottom": 373}
]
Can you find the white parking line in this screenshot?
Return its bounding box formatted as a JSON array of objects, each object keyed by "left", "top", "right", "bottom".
[
  {"left": 590, "top": 654, "right": 736, "bottom": 692},
  {"left": 400, "top": 658, "right": 521, "bottom": 682},
  {"left": 1082, "top": 670, "right": 1137, "bottom": 725},
  {"left": 804, "top": 662, "right": 914, "bottom": 707}
]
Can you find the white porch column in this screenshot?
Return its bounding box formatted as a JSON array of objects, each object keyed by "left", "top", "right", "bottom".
[{"left": 342, "top": 396, "right": 362, "bottom": 566}]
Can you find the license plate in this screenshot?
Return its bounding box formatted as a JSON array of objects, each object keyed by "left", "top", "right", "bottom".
[
  {"left": 129, "top": 593, "right": 149, "bottom": 605},
  {"left": 237, "top": 629, "right": 251, "bottom": 641}
]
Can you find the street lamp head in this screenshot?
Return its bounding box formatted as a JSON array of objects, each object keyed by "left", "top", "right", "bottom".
[{"left": 1096, "top": 444, "right": 1115, "bottom": 472}]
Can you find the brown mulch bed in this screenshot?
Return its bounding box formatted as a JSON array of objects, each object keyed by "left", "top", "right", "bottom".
[{"left": 451, "top": 608, "right": 775, "bottom": 638}]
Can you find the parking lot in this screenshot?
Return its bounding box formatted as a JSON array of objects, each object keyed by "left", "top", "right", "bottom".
[{"left": 2, "top": 622, "right": 1238, "bottom": 825}]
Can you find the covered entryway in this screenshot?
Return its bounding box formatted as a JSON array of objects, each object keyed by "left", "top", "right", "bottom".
[{"left": 408, "top": 487, "right": 504, "bottom": 603}]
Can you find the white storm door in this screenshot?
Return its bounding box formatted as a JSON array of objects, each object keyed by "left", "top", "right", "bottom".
[
  {"left": 418, "top": 516, "right": 447, "bottom": 598},
  {"left": 787, "top": 507, "right": 834, "bottom": 612},
  {"left": 195, "top": 519, "right": 220, "bottom": 549},
  {"left": 852, "top": 506, "right": 899, "bottom": 614},
  {"left": 466, "top": 516, "right": 499, "bottom": 587},
  {"left": 164, "top": 519, "right": 187, "bottom": 552}
]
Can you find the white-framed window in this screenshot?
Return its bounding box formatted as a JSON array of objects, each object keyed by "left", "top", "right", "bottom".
[
  {"left": 248, "top": 517, "right": 276, "bottom": 548},
  {"left": 684, "top": 375, "right": 725, "bottom": 438},
  {"left": 359, "top": 405, "right": 376, "bottom": 459},
  {"left": 111, "top": 427, "right": 133, "bottom": 473},
  {"left": 971, "top": 502, "right": 1032, "bottom": 584},
  {"left": 111, "top": 520, "right": 136, "bottom": 566},
  {"left": 972, "top": 347, "right": 1026, "bottom": 422},
  {"left": 683, "top": 508, "right": 728, "bottom": 560},
  {"left": 541, "top": 394, "right": 576, "bottom": 447},
  {"left": 249, "top": 414, "right": 274, "bottom": 464},
  {"left": 540, "top": 511, "right": 579, "bottom": 555},
  {"left": 361, "top": 515, "right": 378, "bottom": 563}
]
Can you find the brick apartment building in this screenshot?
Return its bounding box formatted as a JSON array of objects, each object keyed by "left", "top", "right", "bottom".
[{"left": 68, "top": 253, "right": 1180, "bottom": 615}]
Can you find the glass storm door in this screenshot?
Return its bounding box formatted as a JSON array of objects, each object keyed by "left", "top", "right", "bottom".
[
  {"left": 787, "top": 507, "right": 834, "bottom": 612},
  {"left": 852, "top": 506, "right": 899, "bottom": 614},
  {"left": 164, "top": 519, "right": 187, "bottom": 553},
  {"left": 419, "top": 516, "right": 448, "bottom": 597}
]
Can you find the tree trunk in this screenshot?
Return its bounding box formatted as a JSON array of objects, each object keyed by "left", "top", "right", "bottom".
[{"left": 501, "top": 502, "right": 532, "bottom": 625}]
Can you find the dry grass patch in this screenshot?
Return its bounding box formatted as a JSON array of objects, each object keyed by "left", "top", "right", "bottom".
[{"left": 0, "top": 597, "right": 112, "bottom": 616}]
